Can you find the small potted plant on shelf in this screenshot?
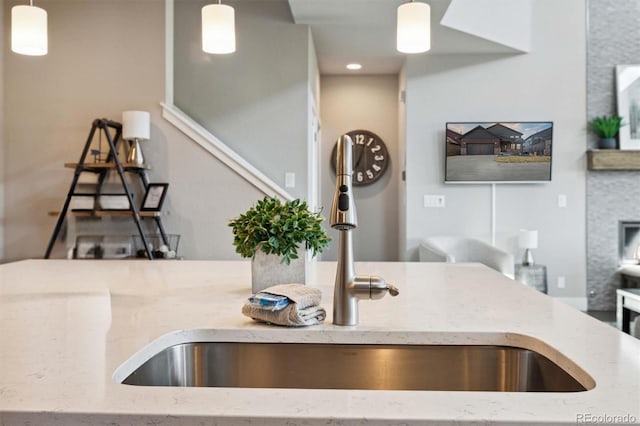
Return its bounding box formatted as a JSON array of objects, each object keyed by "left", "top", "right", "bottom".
[
  {"left": 228, "top": 196, "right": 331, "bottom": 293},
  {"left": 589, "top": 115, "right": 624, "bottom": 149}
]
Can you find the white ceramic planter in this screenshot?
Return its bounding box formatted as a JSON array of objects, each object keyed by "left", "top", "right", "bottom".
[{"left": 251, "top": 249, "right": 306, "bottom": 294}]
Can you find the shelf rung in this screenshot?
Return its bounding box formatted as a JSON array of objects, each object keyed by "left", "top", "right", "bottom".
[
  {"left": 64, "top": 162, "right": 150, "bottom": 170},
  {"left": 48, "top": 210, "right": 164, "bottom": 218},
  {"left": 74, "top": 210, "right": 163, "bottom": 217}
]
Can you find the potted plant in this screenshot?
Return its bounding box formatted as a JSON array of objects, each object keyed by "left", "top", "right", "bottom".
[
  {"left": 228, "top": 196, "right": 331, "bottom": 293},
  {"left": 589, "top": 115, "right": 623, "bottom": 149}
]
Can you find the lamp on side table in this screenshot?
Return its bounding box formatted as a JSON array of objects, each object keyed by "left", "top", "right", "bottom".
[
  {"left": 122, "top": 110, "right": 150, "bottom": 166},
  {"left": 515, "top": 229, "right": 547, "bottom": 293}
]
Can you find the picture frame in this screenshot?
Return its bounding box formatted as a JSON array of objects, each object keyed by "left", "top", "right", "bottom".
[
  {"left": 619, "top": 221, "right": 640, "bottom": 264},
  {"left": 141, "top": 183, "right": 169, "bottom": 212},
  {"left": 615, "top": 64, "right": 640, "bottom": 149}
]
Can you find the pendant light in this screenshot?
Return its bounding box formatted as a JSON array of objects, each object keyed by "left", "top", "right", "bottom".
[
  {"left": 397, "top": 0, "right": 430, "bottom": 54},
  {"left": 11, "top": 0, "right": 48, "bottom": 56},
  {"left": 202, "top": 1, "right": 236, "bottom": 54}
]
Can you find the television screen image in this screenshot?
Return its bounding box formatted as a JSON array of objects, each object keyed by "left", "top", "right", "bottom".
[{"left": 445, "top": 122, "right": 553, "bottom": 183}]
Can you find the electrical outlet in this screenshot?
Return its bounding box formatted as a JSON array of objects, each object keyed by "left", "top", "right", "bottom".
[
  {"left": 424, "top": 195, "right": 445, "bottom": 208},
  {"left": 557, "top": 276, "right": 566, "bottom": 289},
  {"left": 558, "top": 194, "right": 567, "bottom": 208}
]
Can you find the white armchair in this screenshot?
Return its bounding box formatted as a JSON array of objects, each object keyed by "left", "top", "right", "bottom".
[{"left": 419, "top": 236, "right": 515, "bottom": 279}]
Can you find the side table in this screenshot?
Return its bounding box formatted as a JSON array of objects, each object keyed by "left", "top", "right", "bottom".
[
  {"left": 514, "top": 264, "right": 548, "bottom": 293},
  {"left": 618, "top": 265, "right": 640, "bottom": 289},
  {"left": 616, "top": 288, "right": 640, "bottom": 334}
]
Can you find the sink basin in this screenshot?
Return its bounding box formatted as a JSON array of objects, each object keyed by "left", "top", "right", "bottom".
[{"left": 120, "top": 342, "right": 591, "bottom": 392}]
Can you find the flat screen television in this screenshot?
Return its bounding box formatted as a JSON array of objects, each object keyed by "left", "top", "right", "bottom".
[{"left": 445, "top": 121, "right": 553, "bottom": 183}]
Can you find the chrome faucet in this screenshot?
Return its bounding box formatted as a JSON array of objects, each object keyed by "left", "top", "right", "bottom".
[{"left": 330, "top": 134, "right": 399, "bottom": 326}]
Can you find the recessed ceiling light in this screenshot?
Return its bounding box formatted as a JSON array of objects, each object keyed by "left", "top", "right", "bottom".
[{"left": 346, "top": 63, "right": 362, "bottom": 70}]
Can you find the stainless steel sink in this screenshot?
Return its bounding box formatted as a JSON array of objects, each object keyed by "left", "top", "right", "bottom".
[{"left": 120, "top": 342, "right": 591, "bottom": 392}]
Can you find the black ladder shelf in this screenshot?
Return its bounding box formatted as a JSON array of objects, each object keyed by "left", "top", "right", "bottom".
[{"left": 44, "top": 118, "right": 169, "bottom": 260}]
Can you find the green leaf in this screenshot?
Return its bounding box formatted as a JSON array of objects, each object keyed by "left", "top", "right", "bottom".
[
  {"left": 227, "top": 196, "right": 331, "bottom": 264},
  {"left": 589, "top": 115, "right": 624, "bottom": 138}
]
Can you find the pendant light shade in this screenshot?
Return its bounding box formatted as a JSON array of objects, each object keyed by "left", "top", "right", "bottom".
[
  {"left": 11, "top": 3, "right": 48, "bottom": 56},
  {"left": 202, "top": 3, "right": 236, "bottom": 54},
  {"left": 397, "top": 1, "right": 430, "bottom": 54}
]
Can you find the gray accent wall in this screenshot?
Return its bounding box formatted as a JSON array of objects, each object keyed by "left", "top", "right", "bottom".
[
  {"left": 174, "top": 0, "right": 311, "bottom": 201},
  {"left": 586, "top": 0, "right": 640, "bottom": 309}
]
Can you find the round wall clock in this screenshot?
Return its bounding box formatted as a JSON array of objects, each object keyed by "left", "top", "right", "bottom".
[{"left": 330, "top": 129, "right": 390, "bottom": 186}]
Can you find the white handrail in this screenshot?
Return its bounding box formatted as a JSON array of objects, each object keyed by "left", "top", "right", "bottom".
[{"left": 161, "top": 103, "right": 294, "bottom": 201}]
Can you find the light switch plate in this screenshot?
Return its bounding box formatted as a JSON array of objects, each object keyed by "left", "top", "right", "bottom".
[
  {"left": 558, "top": 194, "right": 567, "bottom": 208},
  {"left": 285, "top": 172, "right": 295, "bottom": 188},
  {"left": 557, "top": 276, "right": 566, "bottom": 289}
]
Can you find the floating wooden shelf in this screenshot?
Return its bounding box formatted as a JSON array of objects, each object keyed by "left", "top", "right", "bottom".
[{"left": 587, "top": 149, "right": 640, "bottom": 170}]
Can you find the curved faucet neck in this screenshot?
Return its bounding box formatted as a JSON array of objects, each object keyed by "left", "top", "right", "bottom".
[{"left": 330, "top": 134, "right": 399, "bottom": 326}]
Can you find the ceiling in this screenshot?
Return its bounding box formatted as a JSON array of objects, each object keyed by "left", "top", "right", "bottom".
[{"left": 288, "top": 0, "right": 524, "bottom": 75}]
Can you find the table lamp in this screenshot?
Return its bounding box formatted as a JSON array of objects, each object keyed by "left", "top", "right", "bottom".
[
  {"left": 519, "top": 229, "right": 538, "bottom": 266},
  {"left": 122, "top": 111, "right": 150, "bottom": 166}
]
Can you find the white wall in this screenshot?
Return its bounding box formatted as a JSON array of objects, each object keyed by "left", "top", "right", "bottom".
[
  {"left": 320, "top": 75, "right": 399, "bottom": 261},
  {"left": 308, "top": 30, "right": 320, "bottom": 113},
  {"left": 0, "top": 1, "right": 4, "bottom": 261},
  {"left": 403, "top": 0, "right": 586, "bottom": 298},
  {"left": 397, "top": 65, "right": 407, "bottom": 261},
  {"left": 307, "top": 30, "right": 321, "bottom": 214}
]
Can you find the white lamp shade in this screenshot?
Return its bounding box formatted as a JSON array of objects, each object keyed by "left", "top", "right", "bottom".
[
  {"left": 518, "top": 229, "right": 538, "bottom": 249},
  {"left": 397, "top": 1, "right": 430, "bottom": 54},
  {"left": 11, "top": 5, "right": 48, "bottom": 56},
  {"left": 122, "top": 111, "right": 150, "bottom": 141},
  {"left": 202, "top": 4, "right": 236, "bottom": 54}
]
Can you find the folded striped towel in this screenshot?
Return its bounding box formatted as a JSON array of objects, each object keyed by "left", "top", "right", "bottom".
[{"left": 241, "top": 283, "right": 326, "bottom": 327}]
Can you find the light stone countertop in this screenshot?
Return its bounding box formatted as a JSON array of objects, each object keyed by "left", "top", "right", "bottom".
[{"left": 0, "top": 259, "right": 639, "bottom": 425}]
